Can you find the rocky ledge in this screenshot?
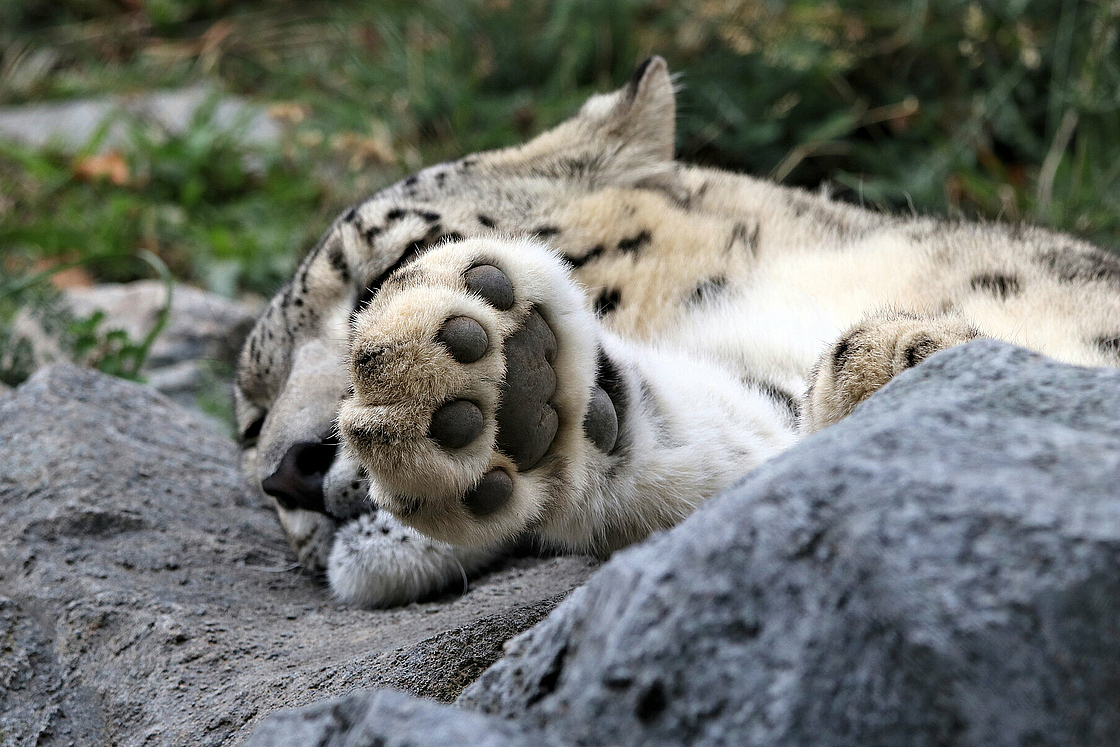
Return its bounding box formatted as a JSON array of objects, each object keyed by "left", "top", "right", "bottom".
[
  {"left": 0, "top": 364, "right": 597, "bottom": 746},
  {"left": 247, "top": 341, "right": 1120, "bottom": 747}
]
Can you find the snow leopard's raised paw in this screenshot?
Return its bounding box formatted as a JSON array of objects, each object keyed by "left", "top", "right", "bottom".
[
  {"left": 802, "top": 311, "right": 983, "bottom": 434},
  {"left": 339, "top": 237, "right": 609, "bottom": 547}
]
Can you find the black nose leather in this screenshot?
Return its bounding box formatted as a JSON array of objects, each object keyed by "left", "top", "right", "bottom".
[{"left": 261, "top": 440, "right": 338, "bottom": 513}]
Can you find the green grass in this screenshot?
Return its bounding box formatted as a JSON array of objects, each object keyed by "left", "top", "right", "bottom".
[
  {"left": 1, "top": 0, "right": 1118, "bottom": 387},
  {"left": 0, "top": 99, "right": 343, "bottom": 295}
]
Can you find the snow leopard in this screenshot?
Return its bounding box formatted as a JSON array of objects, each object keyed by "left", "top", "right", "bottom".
[{"left": 235, "top": 57, "right": 1120, "bottom": 608}]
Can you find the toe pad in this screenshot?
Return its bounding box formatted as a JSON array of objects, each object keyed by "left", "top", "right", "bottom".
[
  {"left": 438, "top": 316, "right": 488, "bottom": 364},
  {"left": 583, "top": 385, "right": 618, "bottom": 453},
  {"left": 465, "top": 264, "right": 515, "bottom": 311},
  {"left": 429, "top": 400, "right": 484, "bottom": 449},
  {"left": 463, "top": 469, "right": 512, "bottom": 516}
]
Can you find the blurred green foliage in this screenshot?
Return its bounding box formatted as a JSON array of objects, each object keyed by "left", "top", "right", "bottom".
[
  {"left": 0, "top": 100, "right": 328, "bottom": 294},
  {"left": 0, "top": 0, "right": 1117, "bottom": 386},
  {"left": 0, "top": 250, "right": 172, "bottom": 386}
]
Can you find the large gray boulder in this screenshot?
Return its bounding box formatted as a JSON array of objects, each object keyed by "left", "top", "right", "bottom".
[
  {"left": 0, "top": 364, "right": 596, "bottom": 747},
  {"left": 247, "top": 341, "right": 1120, "bottom": 746}
]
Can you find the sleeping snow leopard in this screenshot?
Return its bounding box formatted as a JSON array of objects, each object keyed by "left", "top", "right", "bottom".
[{"left": 235, "top": 57, "right": 1120, "bottom": 608}]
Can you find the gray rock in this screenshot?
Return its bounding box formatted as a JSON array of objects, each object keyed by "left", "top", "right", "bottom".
[
  {"left": 14, "top": 280, "right": 262, "bottom": 428},
  {"left": 459, "top": 340, "right": 1120, "bottom": 746},
  {"left": 0, "top": 364, "right": 596, "bottom": 747},
  {"left": 243, "top": 690, "right": 546, "bottom": 747},
  {"left": 0, "top": 86, "right": 281, "bottom": 154}
]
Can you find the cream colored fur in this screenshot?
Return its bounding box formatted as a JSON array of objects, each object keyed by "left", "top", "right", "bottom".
[{"left": 235, "top": 57, "right": 1120, "bottom": 607}]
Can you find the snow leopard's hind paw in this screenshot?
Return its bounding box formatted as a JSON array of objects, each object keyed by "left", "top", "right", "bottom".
[
  {"left": 802, "top": 311, "right": 983, "bottom": 434},
  {"left": 339, "top": 237, "right": 613, "bottom": 547}
]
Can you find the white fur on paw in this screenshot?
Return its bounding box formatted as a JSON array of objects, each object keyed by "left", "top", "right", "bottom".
[
  {"left": 803, "top": 311, "right": 982, "bottom": 433},
  {"left": 326, "top": 512, "right": 500, "bottom": 608}
]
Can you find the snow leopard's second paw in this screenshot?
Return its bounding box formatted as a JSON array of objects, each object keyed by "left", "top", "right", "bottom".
[
  {"left": 802, "top": 311, "right": 983, "bottom": 433},
  {"left": 339, "top": 237, "right": 617, "bottom": 547}
]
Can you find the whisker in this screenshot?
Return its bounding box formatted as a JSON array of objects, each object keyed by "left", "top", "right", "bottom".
[{"left": 452, "top": 554, "right": 470, "bottom": 598}]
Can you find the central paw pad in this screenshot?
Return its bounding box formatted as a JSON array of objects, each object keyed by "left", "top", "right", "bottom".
[{"left": 496, "top": 309, "right": 558, "bottom": 470}]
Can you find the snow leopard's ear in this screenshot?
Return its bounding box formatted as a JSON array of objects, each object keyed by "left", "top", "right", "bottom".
[
  {"left": 487, "top": 56, "right": 677, "bottom": 185},
  {"left": 576, "top": 55, "right": 677, "bottom": 167}
]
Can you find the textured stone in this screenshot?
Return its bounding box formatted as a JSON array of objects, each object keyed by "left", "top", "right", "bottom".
[
  {"left": 460, "top": 340, "right": 1120, "bottom": 746},
  {"left": 0, "top": 364, "right": 597, "bottom": 746},
  {"left": 246, "top": 341, "right": 1120, "bottom": 746},
  {"left": 243, "top": 689, "right": 547, "bottom": 747}
]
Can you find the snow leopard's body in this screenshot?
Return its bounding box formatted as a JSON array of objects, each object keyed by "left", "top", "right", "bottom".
[{"left": 235, "top": 58, "right": 1120, "bottom": 607}]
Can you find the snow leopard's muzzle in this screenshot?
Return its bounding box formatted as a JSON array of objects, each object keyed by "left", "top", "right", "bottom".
[{"left": 261, "top": 436, "right": 375, "bottom": 521}]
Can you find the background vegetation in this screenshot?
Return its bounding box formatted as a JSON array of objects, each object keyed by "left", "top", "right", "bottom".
[{"left": 2, "top": 0, "right": 1118, "bottom": 386}]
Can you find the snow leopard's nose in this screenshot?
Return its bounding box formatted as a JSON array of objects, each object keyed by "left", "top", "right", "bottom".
[{"left": 261, "top": 439, "right": 338, "bottom": 513}]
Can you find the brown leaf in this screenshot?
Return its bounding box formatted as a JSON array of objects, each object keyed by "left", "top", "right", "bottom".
[
  {"left": 73, "top": 152, "right": 130, "bottom": 186},
  {"left": 268, "top": 102, "right": 310, "bottom": 125},
  {"left": 331, "top": 132, "right": 396, "bottom": 169},
  {"left": 32, "top": 257, "right": 95, "bottom": 289}
]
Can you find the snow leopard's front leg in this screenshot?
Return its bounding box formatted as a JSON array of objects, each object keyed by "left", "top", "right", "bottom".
[
  {"left": 339, "top": 237, "right": 797, "bottom": 554},
  {"left": 801, "top": 310, "right": 984, "bottom": 434}
]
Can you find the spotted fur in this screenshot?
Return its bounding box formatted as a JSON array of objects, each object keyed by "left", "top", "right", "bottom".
[{"left": 235, "top": 57, "right": 1120, "bottom": 607}]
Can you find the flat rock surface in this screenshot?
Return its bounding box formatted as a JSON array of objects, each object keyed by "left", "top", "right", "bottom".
[
  {"left": 0, "top": 364, "right": 597, "bottom": 747},
  {"left": 248, "top": 341, "right": 1120, "bottom": 746}
]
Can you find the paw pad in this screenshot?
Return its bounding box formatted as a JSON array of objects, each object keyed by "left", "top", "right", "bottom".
[
  {"left": 496, "top": 309, "right": 558, "bottom": 471},
  {"left": 465, "top": 264, "right": 515, "bottom": 310},
  {"left": 429, "top": 400, "right": 484, "bottom": 449},
  {"left": 437, "top": 316, "right": 488, "bottom": 364},
  {"left": 463, "top": 468, "right": 512, "bottom": 516},
  {"left": 583, "top": 385, "right": 618, "bottom": 453}
]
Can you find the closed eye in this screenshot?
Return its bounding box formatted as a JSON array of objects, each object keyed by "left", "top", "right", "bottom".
[
  {"left": 238, "top": 414, "right": 267, "bottom": 448},
  {"left": 351, "top": 228, "right": 441, "bottom": 316}
]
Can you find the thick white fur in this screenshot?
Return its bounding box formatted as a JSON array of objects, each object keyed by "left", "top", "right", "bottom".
[
  {"left": 236, "top": 57, "right": 1120, "bottom": 607},
  {"left": 327, "top": 512, "right": 496, "bottom": 608}
]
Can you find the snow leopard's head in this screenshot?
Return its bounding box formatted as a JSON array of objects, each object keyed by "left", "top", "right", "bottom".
[{"left": 233, "top": 57, "right": 678, "bottom": 593}]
